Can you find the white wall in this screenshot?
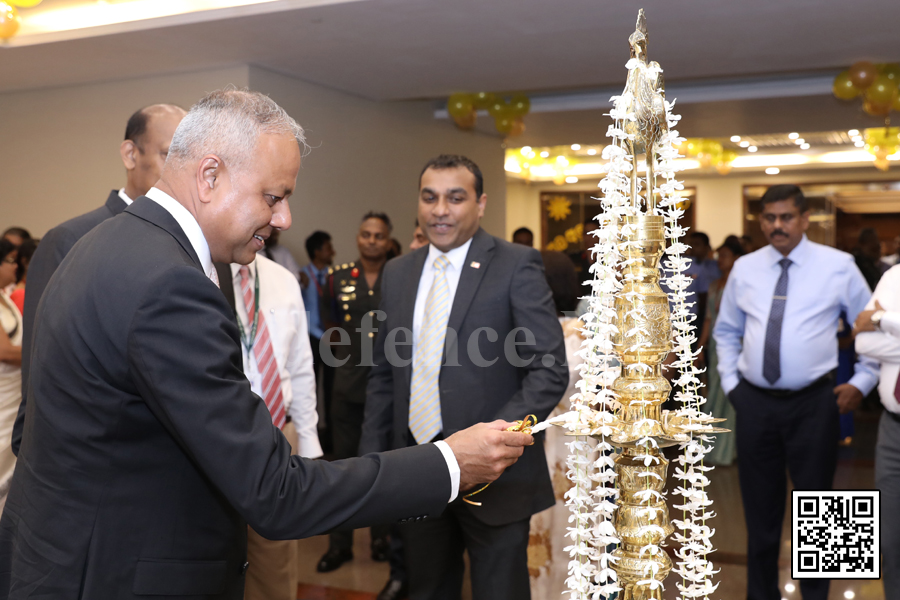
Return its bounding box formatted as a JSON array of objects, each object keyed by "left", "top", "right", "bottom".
[
  {"left": 0, "top": 65, "right": 508, "bottom": 268},
  {"left": 0, "top": 66, "right": 251, "bottom": 235},
  {"left": 249, "top": 67, "right": 507, "bottom": 264},
  {"left": 508, "top": 168, "right": 900, "bottom": 249}
]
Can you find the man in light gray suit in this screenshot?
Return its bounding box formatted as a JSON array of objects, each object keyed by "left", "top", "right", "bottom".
[{"left": 360, "top": 154, "right": 568, "bottom": 600}]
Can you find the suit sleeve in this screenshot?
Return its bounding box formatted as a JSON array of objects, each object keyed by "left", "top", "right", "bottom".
[
  {"left": 127, "top": 265, "right": 449, "bottom": 539},
  {"left": 12, "top": 225, "right": 80, "bottom": 456},
  {"left": 360, "top": 264, "right": 397, "bottom": 455},
  {"left": 493, "top": 249, "right": 569, "bottom": 423}
]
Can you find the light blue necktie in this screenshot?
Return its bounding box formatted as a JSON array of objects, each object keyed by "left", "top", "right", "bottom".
[
  {"left": 409, "top": 255, "right": 451, "bottom": 444},
  {"left": 763, "top": 258, "right": 791, "bottom": 385}
]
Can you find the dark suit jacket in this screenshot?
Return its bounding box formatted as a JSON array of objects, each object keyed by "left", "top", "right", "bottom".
[
  {"left": 359, "top": 228, "right": 568, "bottom": 527},
  {"left": 12, "top": 190, "right": 128, "bottom": 456},
  {"left": 0, "top": 197, "right": 449, "bottom": 599}
]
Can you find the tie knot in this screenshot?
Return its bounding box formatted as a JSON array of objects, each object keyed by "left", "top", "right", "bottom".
[
  {"left": 779, "top": 258, "right": 791, "bottom": 270},
  {"left": 434, "top": 255, "right": 450, "bottom": 272},
  {"left": 239, "top": 266, "right": 251, "bottom": 281}
]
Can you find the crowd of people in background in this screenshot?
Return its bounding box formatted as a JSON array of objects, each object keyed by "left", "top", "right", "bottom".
[{"left": 3, "top": 100, "right": 900, "bottom": 600}]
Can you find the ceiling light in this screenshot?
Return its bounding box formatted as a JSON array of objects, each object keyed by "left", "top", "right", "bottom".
[
  {"left": 565, "top": 176, "right": 579, "bottom": 184},
  {"left": 528, "top": 151, "right": 537, "bottom": 159},
  {"left": 739, "top": 141, "right": 750, "bottom": 148},
  {"left": 844, "top": 592, "right": 855, "bottom": 600},
  {"left": 855, "top": 141, "right": 865, "bottom": 147},
  {"left": 587, "top": 148, "right": 597, "bottom": 155},
  {"left": 731, "top": 154, "right": 808, "bottom": 168},
  {"left": 540, "top": 151, "right": 550, "bottom": 158},
  {"left": 852, "top": 135, "right": 863, "bottom": 142},
  {"left": 556, "top": 156, "right": 569, "bottom": 165},
  {"left": 522, "top": 162, "right": 529, "bottom": 168},
  {"left": 795, "top": 138, "right": 805, "bottom": 145},
  {"left": 789, "top": 132, "right": 799, "bottom": 139},
  {"left": 748, "top": 146, "right": 758, "bottom": 152},
  {"left": 785, "top": 583, "right": 796, "bottom": 593},
  {"left": 520, "top": 146, "right": 532, "bottom": 156},
  {"left": 571, "top": 144, "right": 581, "bottom": 151},
  {"left": 800, "top": 143, "right": 810, "bottom": 150},
  {"left": 730, "top": 135, "right": 741, "bottom": 142},
  {"left": 848, "top": 129, "right": 859, "bottom": 137},
  {"left": 766, "top": 167, "right": 780, "bottom": 175}
]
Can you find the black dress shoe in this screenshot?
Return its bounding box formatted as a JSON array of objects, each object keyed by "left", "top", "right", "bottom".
[
  {"left": 316, "top": 548, "right": 353, "bottom": 573},
  {"left": 370, "top": 536, "right": 389, "bottom": 562},
  {"left": 376, "top": 577, "right": 408, "bottom": 600}
]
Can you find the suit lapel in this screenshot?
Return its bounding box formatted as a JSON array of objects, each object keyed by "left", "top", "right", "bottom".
[
  {"left": 399, "top": 247, "right": 429, "bottom": 396},
  {"left": 125, "top": 197, "right": 203, "bottom": 273},
  {"left": 104, "top": 190, "right": 128, "bottom": 217},
  {"left": 447, "top": 228, "right": 495, "bottom": 334}
]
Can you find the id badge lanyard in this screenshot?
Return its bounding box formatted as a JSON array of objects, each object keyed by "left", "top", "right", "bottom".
[{"left": 235, "top": 268, "right": 261, "bottom": 389}]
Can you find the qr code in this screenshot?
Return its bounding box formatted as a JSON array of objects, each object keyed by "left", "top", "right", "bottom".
[{"left": 791, "top": 490, "right": 879, "bottom": 579}]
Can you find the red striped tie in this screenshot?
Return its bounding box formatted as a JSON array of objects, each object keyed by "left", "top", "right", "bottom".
[{"left": 239, "top": 266, "right": 286, "bottom": 429}]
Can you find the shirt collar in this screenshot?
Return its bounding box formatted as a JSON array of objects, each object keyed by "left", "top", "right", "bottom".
[
  {"left": 426, "top": 237, "right": 473, "bottom": 272},
  {"left": 766, "top": 234, "right": 809, "bottom": 267},
  {"left": 145, "top": 187, "right": 215, "bottom": 280},
  {"left": 231, "top": 257, "right": 258, "bottom": 281},
  {"left": 117, "top": 188, "right": 133, "bottom": 206}
]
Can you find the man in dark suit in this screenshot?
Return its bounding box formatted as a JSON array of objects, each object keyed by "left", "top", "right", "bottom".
[
  {"left": 360, "top": 154, "right": 568, "bottom": 600},
  {"left": 11, "top": 103, "right": 185, "bottom": 456},
  {"left": 0, "top": 91, "right": 531, "bottom": 600}
]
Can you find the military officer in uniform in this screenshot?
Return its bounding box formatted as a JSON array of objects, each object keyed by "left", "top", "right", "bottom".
[{"left": 317, "top": 212, "right": 394, "bottom": 572}]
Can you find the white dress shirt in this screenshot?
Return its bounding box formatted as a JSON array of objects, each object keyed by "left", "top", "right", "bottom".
[
  {"left": 856, "top": 265, "right": 900, "bottom": 414},
  {"left": 231, "top": 257, "right": 323, "bottom": 458},
  {"left": 409, "top": 240, "right": 473, "bottom": 501},
  {"left": 117, "top": 188, "right": 133, "bottom": 206},
  {"left": 412, "top": 239, "right": 473, "bottom": 366}
]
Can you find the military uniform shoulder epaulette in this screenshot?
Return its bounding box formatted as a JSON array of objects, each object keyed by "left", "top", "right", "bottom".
[{"left": 328, "top": 267, "right": 334, "bottom": 275}]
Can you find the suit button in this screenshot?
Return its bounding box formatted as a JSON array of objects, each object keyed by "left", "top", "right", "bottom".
[{"left": 240, "top": 561, "right": 249, "bottom": 575}]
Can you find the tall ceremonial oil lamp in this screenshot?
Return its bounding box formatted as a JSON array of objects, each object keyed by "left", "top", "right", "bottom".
[{"left": 537, "top": 9, "right": 728, "bottom": 600}]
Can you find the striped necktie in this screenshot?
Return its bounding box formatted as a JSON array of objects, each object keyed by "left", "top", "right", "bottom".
[
  {"left": 239, "top": 266, "right": 287, "bottom": 429},
  {"left": 408, "top": 255, "right": 452, "bottom": 444}
]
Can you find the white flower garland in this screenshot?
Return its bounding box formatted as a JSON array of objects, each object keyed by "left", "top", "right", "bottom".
[{"left": 558, "top": 56, "right": 719, "bottom": 600}]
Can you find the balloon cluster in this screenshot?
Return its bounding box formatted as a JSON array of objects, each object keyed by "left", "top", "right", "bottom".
[
  {"left": 677, "top": 138, "right": 738, "bottom": 174},
  {"left": 446, "top": 92, "right": 530, "bottom": 136},
  {"left": 833, "top": 62, "right": 900, "bottom": 118},
  {"left": 864, "top": 127, "right": 900, "bottom": 171},
  {"left": 0, "top": 0, "right": 42, "bottom": 41}
]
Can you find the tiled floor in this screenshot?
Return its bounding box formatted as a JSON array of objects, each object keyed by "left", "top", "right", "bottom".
[{"left": 296, "top": 407, "right": 885, "bottom": 600}]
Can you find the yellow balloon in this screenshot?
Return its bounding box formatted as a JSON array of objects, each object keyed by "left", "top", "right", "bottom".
[
  {"left": 447, "top": 93, "right": 474, "bottom": 120},
  {"left": 0, "top": 2, "right": 19, "bottom": 40},
  {"left": 8, "top": 0, "right": 41, "bottom": 7},
  {"left": 472, "top": 92, "right": 496, "bottom": 110},
  {"left": 865, "top": 75, "right": 899, "bottom": 106},
  {"left": 833, "top": 70, "right": 861, "bottom": 100}
]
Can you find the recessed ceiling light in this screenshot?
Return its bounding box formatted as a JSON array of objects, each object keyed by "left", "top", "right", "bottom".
[
  {"left": 740, "top": 141, "right": 750, "bottom": 148},
  {"left": 730, "top": 135, "right": 741, "bottom": 142},
  {"left": 785, "top": 583, "right": 796, "bottom": 593},
  {"left": 565, "top": 176, "right": 579, "bottom": 184},
  {"left": 522, "top": 162, "right": 529, "bottom": 168},
  {"left": 852, "top": 135, "right": 863, "bottom": 142},
  {"left": 848, "top": 129, "right": 859, "bottom": 137},
  {"left": 540, "top": 151, "right": 550, "bottom": 158},
  {"left": 571, "top": 144, "right": 581, "bottom": 151},
  {"left": 795, "top": 138, "right": 805, "bottom": 145},
  {"left": 800, "top": 143, "right": 810, "bottom": 150},
  {"left": 520, "top": 146, "right": 532, "bottom": 156},
  {"left": 748, "top": 146, "right": 758, "bottom": 152},
  {"left": 766, "top": 167, "right": 780, "bottom": 175},
  {"left": 855, "top": 141, "right": 865, "bottom": 147},
  {"left": 789, "top": 132, "right": 799, "bottom": 140},
  {"left": 587, "top": 148, "right": 597, "bottom": 155},
  {"left": 844, "top": 591, "right": 855, "bottom": 600}
]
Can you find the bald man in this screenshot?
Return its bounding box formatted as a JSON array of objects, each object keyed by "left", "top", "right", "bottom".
[{"left": 11, "top": 103, "right": 186, "bottom": 456}]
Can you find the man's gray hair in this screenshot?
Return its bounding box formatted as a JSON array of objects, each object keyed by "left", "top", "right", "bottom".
[{"left": 168, "top": 88, "right": 307, "bottom": 170}]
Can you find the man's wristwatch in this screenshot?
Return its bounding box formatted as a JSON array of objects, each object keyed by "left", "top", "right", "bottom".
[{"left": 871, "top": 310, "right": 886, "bottom": 329}]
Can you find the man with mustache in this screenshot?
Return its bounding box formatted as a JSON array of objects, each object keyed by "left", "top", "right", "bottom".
[{"left": 713, "top": 184, "right": 879, "bottom": 600}]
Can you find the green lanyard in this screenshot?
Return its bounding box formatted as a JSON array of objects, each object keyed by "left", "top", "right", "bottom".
[{"left": 235, "top": 267, "right": 260, "bottom": 355}]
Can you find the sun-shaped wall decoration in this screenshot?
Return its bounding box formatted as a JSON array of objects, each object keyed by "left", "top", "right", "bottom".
[{"left": 546, "top": 196, "right": 572, "bottom": 221}]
